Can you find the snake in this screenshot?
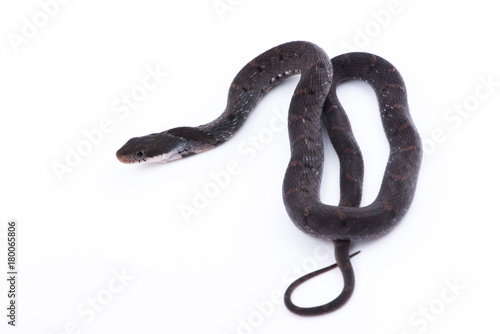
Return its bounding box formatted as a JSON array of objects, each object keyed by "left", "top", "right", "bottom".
[{"left": 116, "top": 41, "right": 422, "bottom": 316}]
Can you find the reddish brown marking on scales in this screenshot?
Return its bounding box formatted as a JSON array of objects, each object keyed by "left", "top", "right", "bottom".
[
  {"left": 337, "top": 210, "right": 347, "bottom": 220},
  {"left": 400, "top": 145, "right": 417, "bottom": 152},
  {"left": 393, "top": 174, "right": 406, "bottom": 180},
  {"left": 285, "top": 188, "right": 299, "bottom": 197},
  {"left": 326, "top": 105, "right": 338, "bottom": 113},
  {"left": 290, "top": 115, "right": 304, "bottom": 122},
  {"left": 390, "top": 104, "right": 405, "bottom": 110},
  {"left": 331, "top": 125, "right": 344, "bottom": 131},
  {"left": 383, "top": 201, "right": 393, "bottom": 211},
  {"left": 343, "top": 148, "right": 357, "bottom": 155},
  {"left": 388, "top": 83, "right": 406, "bottom": 91},
  {"left": 305, "top": 60, "right": 326, "bottom": 70},
  {"left": 346, "top": 173, "right": 356, "bottom": 181},
  {"left": 370, "top": 54, "right": 377, "bottom": 68},
  {"left": 293, "top": 88, "right": 308, "bottom": 96},
  {"left": 340, "top": 53, "right": 349, "bottom": 64},
  {"left": 292, "top": 134, "right": 306, "bottom": 143},
  {"left": 304, "top": 205, "right": 312, "bottom": 217},
  {"left": 289, "top": 160, "right": 303, "bottom": 167},
  {"left": 398, "top": 121, "right": 411, "bottom": 131}
]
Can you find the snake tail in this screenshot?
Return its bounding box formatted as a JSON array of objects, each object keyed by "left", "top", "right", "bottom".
[{"left": 284, "top": 240, "right": 360, "bottom": 316}]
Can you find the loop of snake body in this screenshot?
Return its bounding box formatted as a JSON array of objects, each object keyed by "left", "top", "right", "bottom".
[{"left": 117, "top": 41, "right": 422, "bottom": 316}]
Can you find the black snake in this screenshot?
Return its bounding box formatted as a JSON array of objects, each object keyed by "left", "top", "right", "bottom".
[{"left": 116, "top": 41, "right": 422, "bottom": 316}]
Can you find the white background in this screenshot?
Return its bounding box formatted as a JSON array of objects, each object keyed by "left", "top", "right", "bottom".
[{"left": 1, "top": 0, "right": 499, "bottom": 333}]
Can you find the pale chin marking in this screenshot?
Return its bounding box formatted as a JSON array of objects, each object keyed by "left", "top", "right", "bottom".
[{"left": 145, "top": 152, "right": 183, "bottom": 163}]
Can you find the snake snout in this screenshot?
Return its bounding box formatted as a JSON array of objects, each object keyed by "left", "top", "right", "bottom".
[{"left": 116, "top": 150, "right": 132, "bottom": 164}]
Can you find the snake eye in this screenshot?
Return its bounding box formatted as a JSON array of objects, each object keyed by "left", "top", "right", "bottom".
[{"left": 134, "top": 151, "right": 145, "bottom": 160}]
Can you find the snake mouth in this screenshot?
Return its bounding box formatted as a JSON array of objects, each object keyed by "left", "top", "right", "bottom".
[
  {"left": 116, "top": 151, "right": 184, "bottom": 164},
  {"left": 116, "top": 149, "right": 144, "bottom": 164},
  {"left": 116, "top": 156, "right": 139, "bottom": 164},
  {"left": 116, "top": 154, "right": 141, "bottom": 164}
]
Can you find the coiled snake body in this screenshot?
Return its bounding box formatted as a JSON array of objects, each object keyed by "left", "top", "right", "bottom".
[{"left": 117, "top": 41, "right": 422, "bottom": 316}]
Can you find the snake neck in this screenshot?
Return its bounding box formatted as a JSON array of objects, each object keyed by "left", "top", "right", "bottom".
[{"left": 197, "top": 41, "right": 333, "bottom": 146}]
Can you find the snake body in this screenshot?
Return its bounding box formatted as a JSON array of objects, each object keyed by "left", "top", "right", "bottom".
[{"left": 116, "top": 41, "right": 422, "bottom": 315}]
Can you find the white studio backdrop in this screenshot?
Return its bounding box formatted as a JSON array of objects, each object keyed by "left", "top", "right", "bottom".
[{"left": 1, "top": 0, "right": 499, "bottom": 333}]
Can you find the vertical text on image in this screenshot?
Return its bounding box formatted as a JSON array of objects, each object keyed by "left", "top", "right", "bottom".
[{"left": 6, "top": 220, "right": 18, "bottom": 326}]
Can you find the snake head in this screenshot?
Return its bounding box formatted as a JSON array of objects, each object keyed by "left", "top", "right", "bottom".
[{"left": 116, "top": 127, "right": 217, "bottom": 164}]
